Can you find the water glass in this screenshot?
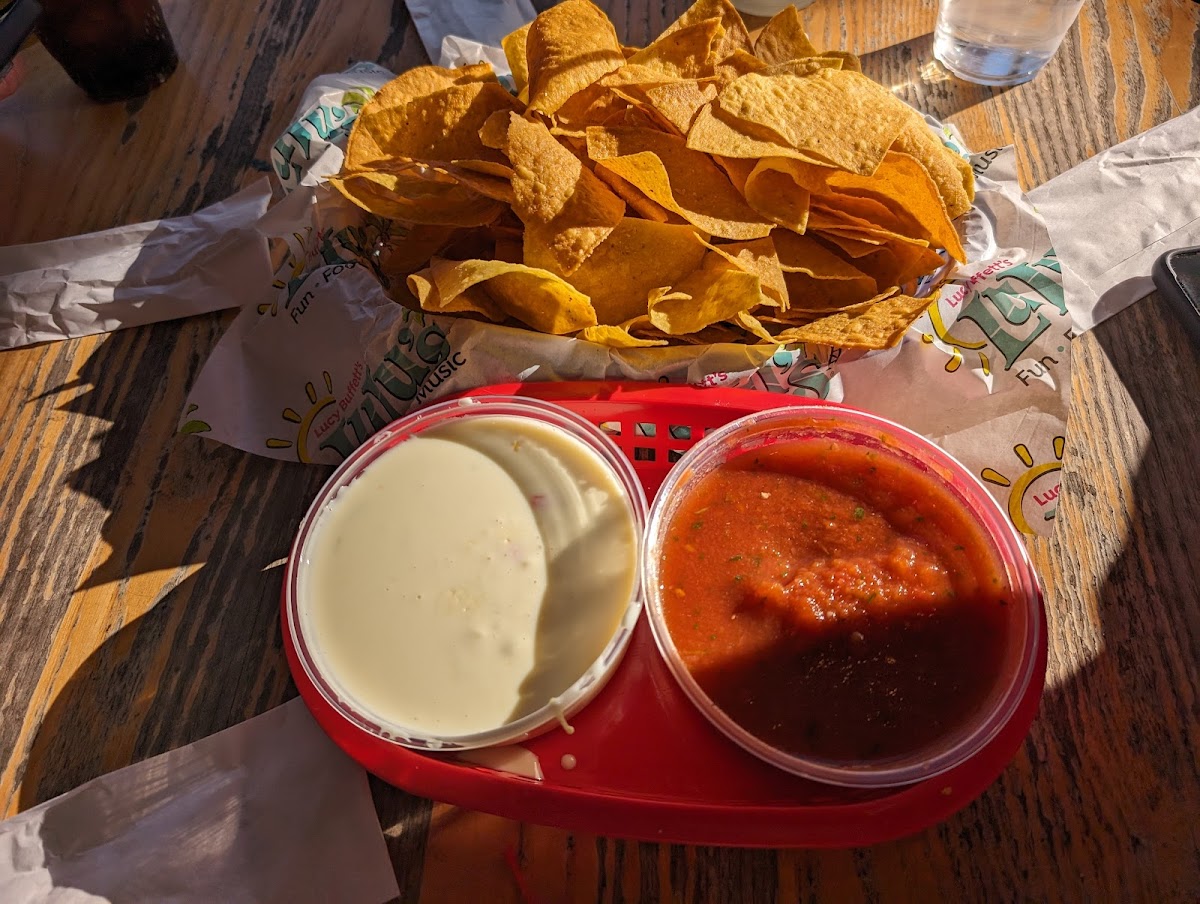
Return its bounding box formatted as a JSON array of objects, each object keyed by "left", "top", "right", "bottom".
[
  {"left": 934, "top": 0, "right": 1088, "bottom": 87},
  {"left": 731, "top": 0, "right": 815, "bottom": 15}
]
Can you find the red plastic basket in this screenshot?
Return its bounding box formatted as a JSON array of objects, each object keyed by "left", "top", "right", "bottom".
[{"left": 283, "top": 381, "right": 1046, "bottom": 848}]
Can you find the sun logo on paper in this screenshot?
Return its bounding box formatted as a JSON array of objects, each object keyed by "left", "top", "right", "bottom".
[
  {"left": 263, "top": 231, "right": 316, "bottom": 316},
  {"left": 265, "top": 372, "right": 336, "bottom": 463},
  {"left": 921, "top": 303, "right": 992, "bottom": 375},
  {"left": 179, "top": 403, "right": 212, "bottom": 436},
  {"left": 981, "top": 435, "right": 1066, "bottom": 535}
]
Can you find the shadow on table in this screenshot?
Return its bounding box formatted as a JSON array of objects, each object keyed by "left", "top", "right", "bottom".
[
  {"left": 859, "top": 33, "right": 1015, "bottom": 121},
  {"left": 10, "top": 256, "right": 327, "bottom": 804},
  {"left": 10, "top": 0, "right": 437, "bottom": 895},
  {"left": 18, "top": 324, "right": 429, "bottom": 901},
  {"left": 1028, "top": 294, "right": 1200, "bottom": 895}
]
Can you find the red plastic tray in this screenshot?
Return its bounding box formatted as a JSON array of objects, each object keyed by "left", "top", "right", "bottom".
[{"left": 283, "top": 382, "right": 1047, "bottom": 848}]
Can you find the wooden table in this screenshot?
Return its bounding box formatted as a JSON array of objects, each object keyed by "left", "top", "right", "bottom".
[{"left": 2, "top": 0, "right": 1198, "bottom": 900}]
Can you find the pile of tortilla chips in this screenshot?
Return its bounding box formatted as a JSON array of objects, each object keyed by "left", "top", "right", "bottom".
[{"left": 331, "top": 0, "right": 974, "bottom": 350}]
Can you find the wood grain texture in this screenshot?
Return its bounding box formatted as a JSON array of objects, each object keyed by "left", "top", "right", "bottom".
[
  {"left": 1, "top": 0, "right": 1198, "bottom": 902},
  {"left": 0, "top": 0, "right": 436, "bottom": 891}
]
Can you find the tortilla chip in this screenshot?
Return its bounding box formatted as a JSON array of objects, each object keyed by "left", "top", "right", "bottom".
[
  {"left": 852, "top": 240, "right": 949, "bottom": 289},
  {"left": 746, "top": 156, "right": 833, "bottom": 195},
  {"left": 588, "top": 126, "right": 771, "bottom": 239},
  {"left": 409, "top": 257, "right": 598, "bottom": 334},
  {"left": 732, "top": 309, "right": 777, "bottom": 343},
  {"left": 346, "top": 81, "right": 521, "bottom": 170},
  {"left": 610, "top": 91, "right": 687, "bottom": 136},
  {"left": 330, "top": 169, "right": 506, "bottom": 226},
  {"left": 699, "top": 236, "right": 789, "bottom": 308},
  {"left": 773, "top": 292, "right": 931, "bottom": 349},
  {"left": 408, "top": 264, "right": 506, "bottom": 321},
  {"left": 661, "top": 0, "right": 752, "bottom": 59},
  {"left": 353, "top": 63, "right": 499, "bottom": 160},
  {"left": 431, "top": 162, "right": 515, "bottom": 204},
  {"left": 358, "top": 63, "right": 498, "bottom": 153},
  {"left": 333, "top": 0, "right": 966, "bottom": 350},
  {"left": 715, "top": 68, "right": 908, "bottom": 175},
  {"left": 526, "top": 0, "right": 625, "bottom": 116},
  {"left": 478, "top": 109, "right": 513, "bottom": 150},
  {"left": 760, "top": 150, "right": 960, "bottom": 257},
  {"left": 774, "top": 230, "right": 880, "bottom": 309},
  {"left": 770, "top": 290, "right": 898, "bottom": 321},
  {"left": 816, "top": 231, "right": 881, "bottom": 258},
  {"left": 579, "top": 324, "right": 669, "bottom": 347},
  {"left": 561, "top": 218, "right": 709, "bottom": 324},
  {"left": 395, "top": 62, "right": 497, "bottom": 93},
  {"left": 553, "top": 81, "right": 630, "bottom": 130},
  {"left": 621, "top": 314, "right": 662, "bottom": 336},
  {"left": 744, "top": 165, "right": 812, "bottom": 232},
  {"left": 810, "top": 195, "right": 907, "bottom": 233},
  {"left": 499, "top": 114, "right": 626, "bottom": 275},
  {"left": 592, "top": 149, "right": 770, "bottom": 238},
  {"left": 809, "top": 207, "right": 931, "bottom": 252},
  {"left": 450, "top": 159, "right": 514, "bottom": 178},
  {"left": 642, "top": 79, "right": 720, "bottom": 136},
  {"left": 592, "top": 166, "right": 674, "bottom": 222},
  {"left": 648, "top": 253, "right": 763, "bottom": 334},
  {"left": 812, "top": 151, "right": 965, "bottom": 260},
  {"left": 621, "top": 104, "right": 663, "bottom": 131},
  {"left": 502, "top": 24, "right": 532, "bottom": 95},
  {"left": 605, "top": 18, "right": 722, "bottom": 83},
  {"left": 714, "top": 154, "right": 753, "bottom": 191},
  {"left": 892, "top": 115, "right": 974, "bottom": 217},
  {"left": 676, "top": 323, "right": 746, "bottom": 345},
  {"left": 716, "top": 49, "right": 768, "bottom": 81},
  {"left": 818, "top": 50, "right": 862, "bottom": 73},
  {"left": 774, "top": 230, "right": 878, "bottom": 281},
  {"left": 761, "top": 57, "right": 844, "bottom": 78},
  {"left": 371, "top": 224, "right": 461, "bottom": 285},
  {"left": 753, "top": 6, "right": 820, "bottom": 64},
  {"left": 687, "top": 104, "right": 830, "bottom": 162},
  {"left": 783, "top": 271, "right": 886, "bottom": 311}
]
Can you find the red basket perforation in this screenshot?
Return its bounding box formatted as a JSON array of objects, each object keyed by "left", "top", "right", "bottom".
[{"left": 457, "top": 381, "right": 828, "bottom": 498}]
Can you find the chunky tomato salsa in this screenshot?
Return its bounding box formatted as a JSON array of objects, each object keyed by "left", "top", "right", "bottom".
[{"left": 659, "top": 434, "right": 1013, "bottom": 763}]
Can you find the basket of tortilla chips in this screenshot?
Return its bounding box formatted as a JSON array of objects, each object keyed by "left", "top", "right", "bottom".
[{"left": 330, "top": 0, "right": 974, "bottom": 352}]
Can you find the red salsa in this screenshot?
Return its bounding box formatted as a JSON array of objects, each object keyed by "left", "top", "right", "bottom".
[{"left": 659, "top": 434, "right": 1013, "bottom": 763}]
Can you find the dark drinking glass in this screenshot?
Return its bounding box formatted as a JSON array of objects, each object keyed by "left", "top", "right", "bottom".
[{"left": 36, "top": 0, "right": 177, "bottom": 103}]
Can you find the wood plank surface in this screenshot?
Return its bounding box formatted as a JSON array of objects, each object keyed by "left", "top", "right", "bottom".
[{"left": 1, "top": 0, "right": 1198, "bottom": 901}]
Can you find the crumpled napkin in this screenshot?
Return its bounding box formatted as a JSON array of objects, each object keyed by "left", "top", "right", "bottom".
[
  {"left": 1028, "top": 105, "right": 1200, "bottom": 331},
  {"left": 0, "top": 181, "right": 272, "bottom": 350},
  {"left": 406, "top": 0, "right": 535, "bottom": 75},
  {"left": 0, "top": 700, "right": 399, "bottom": 904}
]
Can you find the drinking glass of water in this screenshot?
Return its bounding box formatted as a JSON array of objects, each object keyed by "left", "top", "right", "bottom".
[{"left": 934, "top": 0, "right": 1088, "bottom": 87}]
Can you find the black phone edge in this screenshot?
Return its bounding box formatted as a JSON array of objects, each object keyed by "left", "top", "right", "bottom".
[{"left": 1151, "top": 246, "right": 1200, "bottom": 348}]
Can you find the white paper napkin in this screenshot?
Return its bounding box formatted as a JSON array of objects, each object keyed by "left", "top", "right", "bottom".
[
  {"left": 1028, "top": 105, "right": 1200, "bottom": 331},
  {"left": 0, "top": 700, "right": 400, "bottom": 904},
  {"left": 405, "top": 0, "right": 535, "bottom": 75},
  {"left": 0, "top": 181, "right": 273, "bottom": 350}
]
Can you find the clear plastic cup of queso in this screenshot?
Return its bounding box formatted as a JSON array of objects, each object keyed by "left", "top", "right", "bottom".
[
  {"left": 642, "top": 404, "right": 1042, "bottom": 788},
  {"left": 284, "top": 395, "right": 647, "bottom": 751}
]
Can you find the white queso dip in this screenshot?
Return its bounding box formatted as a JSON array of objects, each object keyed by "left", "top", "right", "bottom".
[{"left": 297, "top": 414, "right": 639, "bottom": 740}]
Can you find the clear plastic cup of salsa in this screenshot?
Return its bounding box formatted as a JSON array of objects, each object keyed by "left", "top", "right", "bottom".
[{"left": 642, "top": 404, "right": 1042, "bottom": 788}]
